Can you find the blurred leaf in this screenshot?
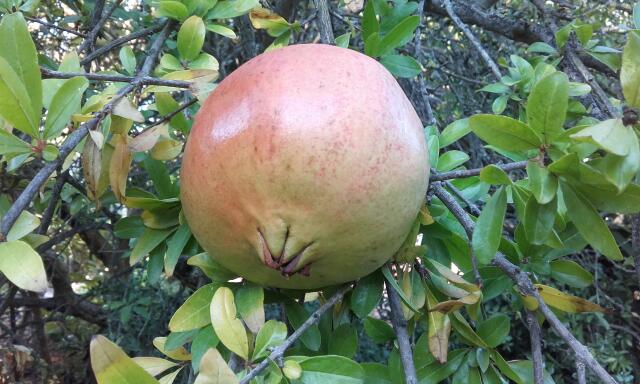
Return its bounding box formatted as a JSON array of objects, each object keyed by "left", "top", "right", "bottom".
[
  {"left": 439, "top": 118, "right": 470, "bottom": 147},
  {"left": 206, "top": 0, "right": 259, "bottom": 19},
  {"left": 490, "top": 350, "right": 524, "bottom": 384},
  {"left": 328, "top": 323, "right": 358, "bottom": 358},
  {"left": 380, "top": 54, "right": 421, "bottom": 78},
  {"left": 469, "top": 114, "right": 541, "bottom": 152},
  {"left": 477, "top": 314, "right": 510, "bottom": 348},
  {"left": 560, "top": 183, "right": 623, "bottom": 261},
  {"left": 128, "top": 124, "right": 167, "bottom": 153},
  {"left": 479, "top": 165, "right": 511, "bottom": 185},
  {"left": 0, "top": 57, "right": 38, "bottom": 136},
  {"left": 249, "top": 7, "right": 289, "bottom": 37},
  {"left": 151, "top": 138, "right": 183, "bottom": 161},
  {"left": 450, "top": 312, "right": 488, "bottom": 348},
  {"left": 362, "top": 0, "right": 379, "bottom": 41},
  {"left": 0, "top": 12, "right": 42, "bottom": 131},
  {"left": 296, "top": 355, "right": 364, "bottom": 383},
  {"left": 377, "top": 15, "right": 420, "bottom": 56},
  {"left": 363, "top": 316, "right": 395, "bottom": 343},
  {"left": 417, "top": 349, "right": 467, "bottom": 384},
  {"left": 194, "top": 348, "right": 239, "bottom": 384},
  {"left": 472, "top": 187, "right": 507, "bottom": 264},
  {"left": 283, "top": 360, "right": 302, "bottom": 380},
  {"left": 350, "top": 270, "right": 383, "bottom": 319},
  {"left": 550, "top": 260, "right": 593, "bottom": 288},
  {"left": 190, "top": 326, "right": 219, "bottom": 372},
  {"left": 621, "top": 31, "right": 640, "bottom": 107},
  {"left": 169, "top": 283, "right": 220, "bottom": 332},
  {"left": 114, "top": 216, "right": 145, "bottom": 238},
  {"left": 400, "top": 268, "right": 426, "bottom": 319},
  {"left": 158, "top": 367, "right": 182, "bottom": 384},
  {"left": 113, "top": 98, "right": 144, "bottom": 122},
  {"left": 210, "top": 287, "right": 249, "bottom": 360},
  {"left": 284, "top": 300, "right": 321, "bottom": 351},
  {"left": 491, "top": 95, "right": 508, "bottom": 114},
  {"left": 153, "top": 337, "right": 192, "bottom": 361},
  {"left": 253, "top": 319, "right": 287, "bottom": 361},
  {"left": 0, "top": 129, "right": 30, "bottom": 155},
  {"left": 0, "top": 240, "right": 47, "bottom": 292},
  {"left": 82, "top": 131, "right": 102, "bottom": 201},
  {"left": 110, "top": 134, "right": 132, "bottom": 202},
  {"left": 157, "top": 1, "right": 189, "bottom": 20},
  {"left": 130, "top": 227, "right": 174, "bottom": 265},
  {"left": 7, "top": 211, "right": 39, "bottom": 241},
  {"left": 362, "top": 363, "right": 391, "bottom": 384},
  {"left": 382, "top": 267, "right": 420, "bottom": 313},
  {"left": 570, "top": 118, "right": 633, "bottom": 156},
  {"left": 527, "top": 42, "right": 557, "bottom": 55},
  {"left": 508, "top": 360, "right": 555, "bottom": 384},
  {"left": 335, "top": 32, "right": 350, "bottom": 48},
  {"left": 132, "top": 357, "right": 178, "bottom": 376},
  {"left": 165, "top": 222, "right": 191, "bottom": 276},
  {"left": 165, "top": 329, "right": 198, "bottom": 351},
  {"left": 91, "top": 335, "right": 158, "bottom": 384},
  {"left": 119, "top": 46, "right": 136, "bottom": 75},
  {"left": 527, "top": 72, "right": 568, "bottom": 143},
  {"left": 44, "top": 76, "right": 88, "bottom": 139},
  {"left": 235, "top": 283, "right": 264, "bottom": 334},
  {"left": 205, "top": 23, "right": 236, "bottom": 38},
  {"left": 426, "top": 286, "right": 450, "bottom": 363}
]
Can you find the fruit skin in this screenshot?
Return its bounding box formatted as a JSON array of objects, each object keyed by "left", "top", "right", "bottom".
[{"left": 181, "top": 44, "right": 429, "bottom": 289}]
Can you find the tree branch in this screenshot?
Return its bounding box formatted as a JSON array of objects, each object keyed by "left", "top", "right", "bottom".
[
  {"left": 78, "top": 0, "right": 123, "bottom": 54},
  {"left": 40, "top": 67, "right": 191, "bottom": 88},
  {"left": 79, "top": 23, "right": 166, "bottom": 66},
  {"left": 387, "top": 272, "right": 418, "bottom": 384},
  {"left": 238, "top": 284, "right": 352, "bottom": 384},
  {"left": 527, "top": 310, "right": 544, "bottom": 384},
  {"left": 429, "top": 161, "right": 528, "bottom": 182},
  {"left": 25, "top": 16, "right": 87, "bottom": 37},
  {"left": 0, "top": 21, "right": 175, "bottom": 241},
  {"left": 312, "top": 0, "right": 334, "bottom": 44}
]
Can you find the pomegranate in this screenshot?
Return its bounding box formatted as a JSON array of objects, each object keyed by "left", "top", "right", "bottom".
[{"left": 181, "top": 44, "right": 429, "bottom": 289}]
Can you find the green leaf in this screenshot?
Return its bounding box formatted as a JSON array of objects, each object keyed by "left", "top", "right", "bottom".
[
  {"left": 362, "top": 0, "right": 379, "bottom": 41},
  {"left": 165, "top": 329, "right": 198, "bottom": 350},
  {"left": 119, "top": 46, "right": 136, "bottom": 75},
  {"left": 599, "top": 133, "right": 640, "bottom": 192},
  {"left": 479, "top": 165, "right": 512, "bottom": 185},
  {"left": 377, "top": 15, "right": 420, "bottom": 57},
  {"left": 417, "top": 349, "right": 467, "bottom": 384},
  {"left": 490, "top": 350, "right": 524, "bottom": 384},
  {"left": 157, "top": 1, "right": 189, "bottom": 21},
  {"left": 350, "top": 271, "right": 383, "bottom": 319},
  {"left": 469, "top": 114, "right": 542, "bottom": 152},
  {"left": 524, "top": 196, "right": 556, "bottom": 245},
  {"left": 132, "top": 357, "right": 178, "bottom": 376},
  {"left": 0, "top": 240, "right": 47, "bottom": 292},
  {"left": 210, "top": 287, "right": 249, "bottom": 360},
  {"left": 187, "top": 252, "right": 238, "bottom": 282},
  {"left": 450, "top": 312, "right": 488, "bottom": 348},
  {"left": 550, "top": 260, "right": 593, "bottom": 288},
  {"left": 130, "top": 227, "right": 174, "bottom": 265},
  {"left": 439, "top": 118, "right": 470, "bottom": 147},
  {"left": 90, "top": 335, "right": 159, "bottom": 384},
  {"left": 621, "top": 30, "right": 640, "bottom": 108},
  {"left": 7, "top": 211, "right": 40, "bottom": 241},
  {"left": 0, "top": 12, "right": 42, "bottom": 130},
  {"left": 169, "top": 283, "right": 220, "bottom": 332},
  {"left": 190, "top": 326, "right": 219, "bottom": 372},
  {"left": 164, "top": 222, "right": 191, "bottom": 276},
  {"left": 437, "top": 150, "right": 470, "bottom": 172},
  {"left": 114, "top": 216, "right": 145, "bottom": 239},
  {"left": 44, "top": 76, "right": 89, "bottom": 139},
  {"left": 284, "top": 301, "right": 321, "bottom": 351},
  {"left": 472, "top": 187, "right": 507, "bottom": 264},
  {"left": 527, "top": 42, "right": 557, "bottom": 55},
  {"left": 477, "top": 314, "right": 510, "bottom": 348},
  {"left": 295, "top": 355, "right": 364, "bottom": 384},
  {"left": 570, "top": 118, "right": 634, "bottom": 156},
  {"left": 205, "top": 22, "right": 236, "bottom": 38},
  {"left": 235, "top": 283, "right": 264, "bottom": 334},
  {"left": 526, "top": 161, "right": 557, "bottom": 204},
  {"left": 363, "top": 316, "right": 395, "bottom": 343},
  {"left": 335, "top": 32, "right": 350, "bottom": 48},
  {"left": 560, "top": 182, "right": 623, "bottom": 261},
  {"left": 380, "top": 54, "right": 421, "bottom": 78},
  {"left": 328, "top": 324, "right": 358, "bottom": 358},
  {"left": 527, "top": 72, "right": 568, "bottom": 143},
  {"left": 508, "top": 360, "right": 555, "bottom": 384},
  {"left": 381, "top": 267, "right": 421, "bottom": 313},
  {"left": 0, "top": 129, "right": 30, "bottom": 155},
  {"left": 206, "top": 0, "right": 259, "bottom": 19},
  {"left": 252, "top": 319, "right": 287, "bottom": 361},
  {"left": 0, "top": 56, "right": 39, "bottom": 136},
  {"left": 361, "top": 363, "right": 391, "bottom": 384},
  {"left": 178, "top": 16, "right": 206, "bottom": 61},
  {"left": 194, "top": 348, "right": 239, "bottom": 384},
  {"left": 491, "top": 95, "right": 508, "bottom": 114}
]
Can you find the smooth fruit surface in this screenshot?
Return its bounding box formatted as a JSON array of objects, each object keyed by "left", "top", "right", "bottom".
[{"left": 181, "top": 44, "right": 429, "bottom": 289}]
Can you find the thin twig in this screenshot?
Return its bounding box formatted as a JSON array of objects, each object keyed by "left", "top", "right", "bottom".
[
  {"left": 441, "top": 0, "right": 502, "bottom": 80},
  {"left": 577, "top": 360, "right": 586, "bottom": 384},
  {"left": 36, "top": 171, "right": 67, "bottom": 235},
  {"left": 431, "top": 182, "right": 618, "bottom": 384},
  {"left": 239, "top": 284, "right": 352, "bottom": 384},
  {"left": 527, "top": 310, "right": 544, "bottom": 384},
  {"left": 79, "top": 23, "right": 166, "bottom": 66},
  {"left": 443, "top": 180, "right": 480, "bottom": 216},
  {"left": 78, "top": 0, "right": 123, "bottom": 54},
  {"left": 25, "top": 16, "right": 87, "bottom": 37},
  {"left": 429, "top": 160, "right": 528, "bottom": 182},
  {"left": 0, "top": 21, "right": 175, "bottom": 241},
  {"left": 633, "top": 214, "right": 640, "bottom": 286},
  {"left": 387, "top": 268, "right": 418, "bottom": 384},
  {"left": 40, "top": 67, "right": 191, "bottom": 88},
  {"left": 312, "top": 0, "right": 335, "bottom": 44}
]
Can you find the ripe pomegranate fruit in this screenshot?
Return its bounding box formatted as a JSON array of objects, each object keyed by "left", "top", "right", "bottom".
[{"left": 181, "top": 44, "right": 429, "bottom": 289}]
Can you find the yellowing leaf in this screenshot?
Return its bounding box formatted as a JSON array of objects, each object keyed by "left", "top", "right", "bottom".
[
  {"left": 210, "top": 287, "right": 249, "bottom": 360},
  {"left": 132, "top": 357, "right": 179, "bottom": 376},
  {"left": 419, "top": 204, "right": 434, "bottom": 225},
  {"left": 0, "top": 240, "right": 47, "bottom": 292},
  {"left": 113, "top": 98, "right": 145, "bottom": 123},
  {"left": 90, "top": 335, "right": 159, "bottom": 384},
  {"left": 83, "top": 133, "right": 102, "bottom": 201},
  {"left": 249, "top": 7, "right": 290, "bottom": 37},
  {"left": 283, "top": 360, "right": 302, "bottom": 380},
  {"left": 153, "top": 337, "right": 192, "bottom": 361},
  {"left": 570, "top": 118, "right": 632, "bottom": 156},
  {"left": 194, "top": 348, "right": 239, "bottom": 384},
  {"left": 425, "top": 286, "right": 450, "bottom": 364},
  {"left": 151, "top": 138, "right": 183, "bottom": 161},
  {"left": 145, "top": 69, "right": 218, "bottom": 93},
  {"left": 235, "top": 284, "right": 265, "bottom": 334},
  {"left": 621, "top": 31, "right": 640, "bottom": 108},
  {"left": 109, "top": 134, "right": 132, "bottom": 203},
  {"left": 535, "top": 284, "right": 606, "bottom": 313},
  {"left": 158, "top": 367, "right": 182, "bottom": 384},
  {"left": 428, "top": 291, "right": 482, "bottom": 314},
  {"left": 128, "top": 124, "right": 169, "bottom": 153},
  {"left": 7, "top": 211, "right": 40, "bottom": 241}
]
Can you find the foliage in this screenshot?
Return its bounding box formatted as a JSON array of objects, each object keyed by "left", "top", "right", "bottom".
[{"left": 0, "top": 0, "right": 639, "bottom": 383}]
